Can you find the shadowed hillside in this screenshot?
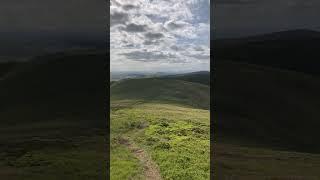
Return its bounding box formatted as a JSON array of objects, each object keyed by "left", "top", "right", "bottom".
[
  {"left": 0, "top": 51, "right": 107, "bottom": 179},
  {"left": 213, "top": 60, "right": 320, "bottom": 152},
  {"left": 213, "top": 30, "right": 320, "bottom": 178},
  {"left": 0, "top": 51, "right": 106, "bottom": 128},
  {"left": 213, "top": 30, "right": 320, "bottom": 153}
]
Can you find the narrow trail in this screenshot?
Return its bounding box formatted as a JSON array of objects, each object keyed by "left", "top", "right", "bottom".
[{"left": 119, "top": 138, "right": 162, "bottom": 180}]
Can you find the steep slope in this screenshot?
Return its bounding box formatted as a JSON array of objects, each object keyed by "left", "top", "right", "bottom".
[{"left": 111, "top": 77, "right": 210, "bottom": 110}]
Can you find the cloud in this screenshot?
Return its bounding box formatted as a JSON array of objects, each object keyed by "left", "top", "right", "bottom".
[
  {"left": 165, "top": 20, "right": 189, "bottom": 30},
  {"left": 194, "top": 46, "right": 204, "bottom": 51},
  {"left": 120, "top": 50, "right": 176, "bottom": 62},
  {"left": 123, "top": 4, "right": 139, "bottom": 10},
  {"left": 144, "top": 32, "right": 164, "bottom": 40},
  {"left": 110, "top": 0, "right": 210, "bottom": 72},
  {"left": 187, "top": 54, "right": 210, "bottom": 60},
  {"left": 170, "top": 45, "right": 181, "bottom": 51},
  {"left": 119, "top": 23, "right": 147, "bottom": 32},
  {"left": 110, "top": 9, "right": 129, "bottom": 26}
]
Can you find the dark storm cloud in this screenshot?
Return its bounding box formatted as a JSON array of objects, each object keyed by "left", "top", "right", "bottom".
[
  {"left": 0, "top": 0, "right": 106, "bottom": 33},
  {"left": 214, "top": 0, "right": 320, "bottom": 38}
]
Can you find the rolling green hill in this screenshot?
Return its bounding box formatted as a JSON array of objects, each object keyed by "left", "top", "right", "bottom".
[
  {"left": 160, "top": 71, "right": 210, "bottom": 85},
  {"left": 111, "top": 77, "right": 210, "bottom": 109},
  {"left": 110, "top": 75, "right": 210, "bottom": 180}
]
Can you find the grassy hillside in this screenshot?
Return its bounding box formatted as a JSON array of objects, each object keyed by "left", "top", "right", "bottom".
[
  {"left": 160, "top": 71, "right": 210, "bottom": 85},
  {"left": 110, "top": 76, "right": 210, "bottom": 179},
  {"left": 0, "top": 51, "right": 107, "bottom": 179},
  {"left": 111, "top": 77, "right": 210, "bottom": 110}
]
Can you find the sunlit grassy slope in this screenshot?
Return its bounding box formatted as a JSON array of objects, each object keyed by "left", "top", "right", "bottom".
[{"left": 110, "top": 77, "right": 210, "bottom": 180}]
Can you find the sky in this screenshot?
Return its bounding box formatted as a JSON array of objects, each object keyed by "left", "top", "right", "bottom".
[
  {"left": 0, "top": 0, "right": 106, "bottom": 61},
  {"left": 214, "top": 0, "right": 320, "bottom": 38},
  {"left": 110, "top": 0, "right": 210, "bottom": 73},
  {"left": 0, "top": 0, "right": 106, "bottom": 34}
]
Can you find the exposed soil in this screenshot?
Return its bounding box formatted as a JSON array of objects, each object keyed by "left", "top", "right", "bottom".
[{"left": 119, "top": 137, "right": 162, "bottom": 180}]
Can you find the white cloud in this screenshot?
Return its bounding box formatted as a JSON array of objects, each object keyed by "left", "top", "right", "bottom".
[{"left": 110, "top": 0, "right": 210, "bottom": 72}]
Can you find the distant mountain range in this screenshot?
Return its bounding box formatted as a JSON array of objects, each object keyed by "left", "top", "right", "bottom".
[
  {"left": 110, "top": 71, "right": 207, "bottom": 81},
  {"left": 110, "top": 71, "right": 173, "bottom": 81}
]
